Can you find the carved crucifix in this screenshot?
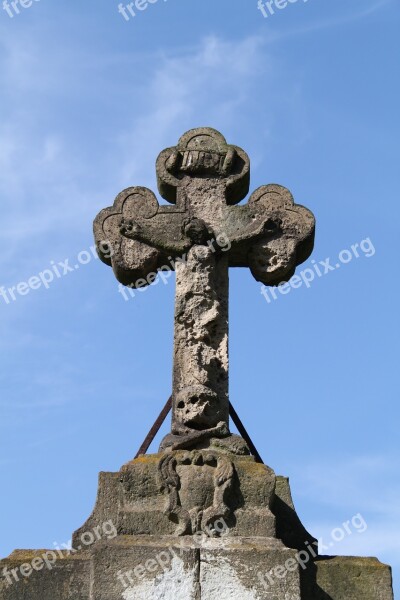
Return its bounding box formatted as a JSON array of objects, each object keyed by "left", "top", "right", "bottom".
[{"left": 94, "top": 128, "right": 315, "bottom": 454}]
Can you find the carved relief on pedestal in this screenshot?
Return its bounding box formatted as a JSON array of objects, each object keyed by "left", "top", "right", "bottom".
[{"left": 158, "top": 451, "right": 235, "bottom": 537}]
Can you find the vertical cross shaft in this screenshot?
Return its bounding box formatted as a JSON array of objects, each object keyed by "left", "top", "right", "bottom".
[{"left": 172, "top": 245, "right": 229, "bottom": 442}]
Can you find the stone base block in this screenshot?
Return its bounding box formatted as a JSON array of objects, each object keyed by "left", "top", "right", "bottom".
[
  {"left": 0, "top": 540, "right": 394, "bottom": 599},
  {"left": 73, "top": 453, "right": 277, "bottom": 544},
  {"left": 311, "top": 556, "right": 394, "bottom": 600},
  {"left": 0, "top": 537, "right": 302, "bottom": 600},
  {"left": 0, "top": 466, "right": 394, "bottom": 600},
  {"left": 0, "top": 550, "right": 90, "bottom": 600},
  {"left": 97, "top": 536, "right": 302, "bottom": 600}
]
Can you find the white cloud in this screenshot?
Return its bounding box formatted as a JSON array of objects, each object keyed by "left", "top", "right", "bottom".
[
  {"left": 116, "top": 35, "right": 268, "bottom": 188},
  {"left": 0, "top": 32, "right": 271, "bottom": 278}
]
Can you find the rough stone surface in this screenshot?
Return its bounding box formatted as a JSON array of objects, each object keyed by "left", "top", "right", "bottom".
[
  {"left": 303, "top": 556, "right": 394, "bottom": 600},
  {"left": 93, "top": 127, "right": 315, "bottom": 452},
  {"left": 0, "top": 551, "right": 90, "bottom": 599},
  {"left": 319, "top": 556, "right": 394, "bottom": 599},
  {"left": 1, "top": 538, "right": 393, "bottom": 599},
  {"left": 273, "top": 476, "right": 317, "bottom": 551},
  {"left": 199, "top": 541, "right": 301, "bottom": 600},
  {"left": 73, "top": 453, "right": 277, "bottom": 543},
  {"left": 91, "top": 537, "right": 200, "bottom": 600},
  {"left": 167, "top": 246, "right": 230, "bottom": 450},
  {"left": 0, "top": 475, "right": 394, "bottom": 599}
]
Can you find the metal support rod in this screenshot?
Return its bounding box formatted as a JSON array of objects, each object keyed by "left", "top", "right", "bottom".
[
  {"left": 134, "top": 396, "right": 172, "bottom": 458},
  {"left": 134, "top": 396, "right": 264, "bottom": 464},
  {"left": 229, "top": 401, "right": 264, "bottom": 464}
]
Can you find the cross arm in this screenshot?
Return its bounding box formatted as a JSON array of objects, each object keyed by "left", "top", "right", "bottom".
[
  {"left": 93, "top": 128, "right": 315, "bottom": 291},
  {"left": 232, "top": 184, "right": 315, "bottom": 286},
  {"left": 93, "top": 186, "right": 191, "bottom": 287}
]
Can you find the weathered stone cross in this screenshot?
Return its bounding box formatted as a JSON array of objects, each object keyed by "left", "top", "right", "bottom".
[{"left": 94, "top": 128, "right": 315, "bottom": 453}]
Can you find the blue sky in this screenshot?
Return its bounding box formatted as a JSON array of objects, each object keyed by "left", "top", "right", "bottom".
[{"left": 0, "top": 0, "right": 399, "bottom": 595}]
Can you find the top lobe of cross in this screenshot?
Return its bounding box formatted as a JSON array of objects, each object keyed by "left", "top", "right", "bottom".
[{"left": 94, "top": 128, "right": 315, "bottom": 288}]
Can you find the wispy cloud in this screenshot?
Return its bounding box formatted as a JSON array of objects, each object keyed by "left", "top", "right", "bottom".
[
  {"left": 359, "top": 0, "right": 394, "bottom": 17},
  {"left": 115, "top": 35, "right": 269, "bottom": 187},
  {"left": 0, "top": 32, "right": 272, "bottom": 277},
  {"left": 264, "top": 0, "right": 394, "bottom": 42}
]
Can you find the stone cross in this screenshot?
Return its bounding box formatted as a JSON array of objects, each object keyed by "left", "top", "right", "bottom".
[{"left": 94, "top": 128, "right": 315, "bottom": 453}]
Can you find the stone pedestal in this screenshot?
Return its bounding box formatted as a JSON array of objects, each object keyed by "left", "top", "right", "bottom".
[
  {"left": 73, "top": 453, "right": 276, "bottom": 542},
  {"left": 92, "top": 536, "right": 302, "bottom": 600},
  {"left": 0, "top": 452, "right": 394, "bottom": 599}
]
